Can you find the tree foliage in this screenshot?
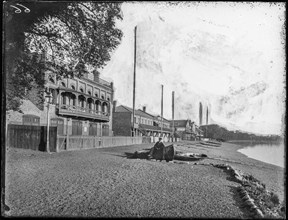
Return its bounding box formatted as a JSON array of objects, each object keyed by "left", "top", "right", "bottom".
[
  {"left": 200, "top": 124, "right": 282, "bottom": 142},
  {"left": 5, "top": 1, "right": 123, "bottom": 111}
]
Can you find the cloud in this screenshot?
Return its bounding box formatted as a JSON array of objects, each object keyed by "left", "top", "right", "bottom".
[{"left": 101, "top": 2, "right": 285, "bottom": 135}]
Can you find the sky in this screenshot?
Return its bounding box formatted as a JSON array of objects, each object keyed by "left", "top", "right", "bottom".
[{"left": 100, "top": 2, "right": 286, "bottom": 135}]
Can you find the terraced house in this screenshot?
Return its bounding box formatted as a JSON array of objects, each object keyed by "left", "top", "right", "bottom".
[
  {"left": 173, "top": 119, "right": 204, "bottom": 141},
  {"left": 112, "top": 105, "right": 173, "bottom": 142},
  {"left": 8, "top": 69, "right": 114, "bottom": 137}
]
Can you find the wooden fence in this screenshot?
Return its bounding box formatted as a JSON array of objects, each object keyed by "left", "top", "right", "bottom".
[
  {"left": 7, "top": 124, "right": 57, "bottom": 152},
  {"left": 7, "top": 124, "right": 179, "bottom": 153},
  {"left": 57, "top": 136, "right": 147, "bottom": 151},
  {"left": 56, "top": 135, "right": 179, "bottom": 152}
]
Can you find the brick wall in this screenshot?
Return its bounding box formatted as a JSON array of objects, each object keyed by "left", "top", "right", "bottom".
[{"left": 112, "top": 112, "right": 132, "bottom": 136}]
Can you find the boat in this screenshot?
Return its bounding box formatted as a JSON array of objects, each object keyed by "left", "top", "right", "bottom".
[
  {"left": 174, "top": 152, "right": 207, "bottom": 161},
  {"left": 199, "top": 140, "right": 222, "bottom": 147},
  {"left": 133, "top": 144, "right": 175, "bottom": 161}
]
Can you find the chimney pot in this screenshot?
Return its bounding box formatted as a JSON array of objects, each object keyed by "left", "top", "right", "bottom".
[
  {"left": 93, "top": 70, "right": 100, "bottom": 82},
  {"left": 143, "top": 106, "right": 146, "bottom": 112},
  {"left": 112, "top": 100, "right": 117, "bottom": 113}
]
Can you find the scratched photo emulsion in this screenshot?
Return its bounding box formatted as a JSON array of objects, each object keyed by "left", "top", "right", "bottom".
[{"left": 2, "top": 1, "right": 286, "bottom": 218}]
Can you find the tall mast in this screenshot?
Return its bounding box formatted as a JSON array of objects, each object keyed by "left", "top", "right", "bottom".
[
  {"left": 199, "top": 102, "right": 203, "bottom": 126},
  {"left": 161, "top": 84, "right": 163, "bottom": 136},
  {"left": 172, "top": 91, "right": 175, "bottom": 137},
  {"left": 132, "top": 26, "right": 137, "bottom": 136}
]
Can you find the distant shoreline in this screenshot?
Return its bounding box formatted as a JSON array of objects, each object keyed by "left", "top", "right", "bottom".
[{"left": 226, "top": 140, "right": 283, "bottom": 144}]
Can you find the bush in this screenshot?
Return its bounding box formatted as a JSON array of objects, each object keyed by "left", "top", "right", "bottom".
[{"left": 270, "top": 192, "right": 280, "bottom": 205}]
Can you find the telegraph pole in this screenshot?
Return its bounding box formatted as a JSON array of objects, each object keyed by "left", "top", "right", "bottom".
[
  {"left": 132, "top": 26, "right": 137, "bottom": 137},
  {"left": 172, "top": 91, "right": 175, "bottom": 140},
  {"left": 206, "top": 106, "right": 208, "bottom": 138},
  {"left": 161, "top": 84, "right": 163, "bottom": 137}
]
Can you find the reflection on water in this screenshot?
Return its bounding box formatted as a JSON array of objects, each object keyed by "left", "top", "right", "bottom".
[{"left": 236, "top": 142, "right": 285, "bottom": 168}]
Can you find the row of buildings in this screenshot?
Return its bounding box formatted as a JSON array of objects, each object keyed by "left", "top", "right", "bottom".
[{"left": 8, "top": 70, "right": 204, "bottom": 141}]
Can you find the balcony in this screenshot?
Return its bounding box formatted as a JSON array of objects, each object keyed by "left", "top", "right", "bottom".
[{"left": 57, "top": 104, "right": 110, "bottom": 122}]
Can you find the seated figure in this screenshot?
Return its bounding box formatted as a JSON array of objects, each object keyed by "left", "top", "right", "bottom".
[
  {"left": 148, "top": 138, "right": 165, "bottom": 161},
  {"left": 148, "top": 138, "right": 174, "bottom": 162}
]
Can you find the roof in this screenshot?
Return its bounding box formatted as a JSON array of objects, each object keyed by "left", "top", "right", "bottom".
[
  {"left": 137, "top": 109, "right": 154, "bottom": 119},
  {"left": 153, "top": 115, "right": 171, "bottom": 123},
  {"left": 115, "top": 105, "right": 153, "bottom": 119},
  {"left": 172, "top": 120, "right": 189, "bottom": 127},
  {"left": 115, "top": 105, "right": 171, "bottom": 122}
]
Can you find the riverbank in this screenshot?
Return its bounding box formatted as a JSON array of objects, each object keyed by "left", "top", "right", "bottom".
[
  {"left": 4, "top": 141, "right": 285, "bottom": 217},
  {"left": 175, "top": 141, "right": 285, "bottom": 201}
]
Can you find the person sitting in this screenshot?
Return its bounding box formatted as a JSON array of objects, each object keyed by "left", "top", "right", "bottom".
[{"left": 148, "top": 137, "right": 165, "bottom": 161}]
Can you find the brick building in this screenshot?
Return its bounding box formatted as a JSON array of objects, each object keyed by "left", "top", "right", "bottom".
[
  {"left": 7, "top": 70, "right": 114, "bottom": 137},
  {"left": 172, "top": 119, "right": 203, "bottom": 141},
  {"left": 112, "top": 104, "right": 172, "bottom": 141}
]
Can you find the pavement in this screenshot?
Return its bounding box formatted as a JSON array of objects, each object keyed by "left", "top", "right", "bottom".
[{"left": 4, "top": 142, "right": 284, "bottom": 217}]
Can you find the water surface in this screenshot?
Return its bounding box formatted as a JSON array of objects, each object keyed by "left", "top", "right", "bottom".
[{"left": 236, "top": 142, "right": 285, "bottom": 168}]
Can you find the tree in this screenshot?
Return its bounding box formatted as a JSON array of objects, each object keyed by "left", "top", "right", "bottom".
[{"left": 4, "top": 1, "right": 123, "bottom": 111}]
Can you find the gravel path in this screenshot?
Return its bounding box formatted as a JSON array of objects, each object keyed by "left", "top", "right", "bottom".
[{"left": 4, "top": 142, "right": 284, "bottom": 217}]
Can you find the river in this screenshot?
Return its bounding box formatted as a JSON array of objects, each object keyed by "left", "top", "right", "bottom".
[{"left": 234, "top": 141, "right": 285, "bottom": 168}]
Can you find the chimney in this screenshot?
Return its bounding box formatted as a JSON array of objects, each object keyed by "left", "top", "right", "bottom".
[
  {"left": 143, "top": 106, "right": 146, "bottom": 112},
  {"left": 93, "top": 70, "right": 100, "bottom": 82},
  {"left": 112, "top": 100, "right": 117, "bottom": 113}
]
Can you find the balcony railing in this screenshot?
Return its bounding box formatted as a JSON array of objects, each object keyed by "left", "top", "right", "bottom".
[{"left": 57, "top": 104, "right": 110, "bottom": 122}]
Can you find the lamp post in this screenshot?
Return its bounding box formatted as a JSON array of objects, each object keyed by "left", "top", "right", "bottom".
[{"left": 45, "top": 89, "right": 52, "bottom": 153}]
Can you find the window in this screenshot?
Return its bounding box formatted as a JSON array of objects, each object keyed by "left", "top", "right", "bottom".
[
  {"left": 89, "top": 123, "right": 97, "bottom": 136},
  {"left": 78, "top": 96, "right": 85, "bottom": 108},
  {"left": 71, "top": 85, "right": 76, "bottom": 90},
  {"left": 72, "top": 120, "right": 82, "bottom": 135},
  {"left": 80, "top": 88, "right": 84, "bottom": 93},
  {"left": 102, "top": 124, "right": 109, "bottom": 136},
  {"left": 61, "top": 93, "right": 67, "bottom": 105},
  {"left": 51, "top": 118, "right": 64, "bottom": 135},
  {"left": 101, "top": 95, "right": 104, "bottom": 99},
  {"left": 61, "top": 82, "right": 66, "bottom": 87},
  {"left": 88, "top": 90, "right": 92, "bottom": 95},
  {"left": 22, "top": 114, "right": 40, "bottom": 125},
  {"left": 95, "top": 93, "right": 98, "bottom": 98}
]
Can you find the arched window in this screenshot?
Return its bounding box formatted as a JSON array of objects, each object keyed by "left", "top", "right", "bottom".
[
  {"left": 88, "top": 90, "right": 92, "bottom": 96},
  {"left": 80, "top": 88, "right": 84, "bottom": 93},
  {"left": 101, "top": 95, "right": 104, "bottom": 99},
  {"left": 61, "top": 82, "right": 66, "bottom": 87},
  {"left": 95, "top": 93, "right": 98, "bottom": 98},
  {"left": 95, "top": 100, "right": 101, "bottom": 113},
  {"left": 107, "top": 97, "right": 110, "bottom": 101},
  {"left": 87, "top": 98, "right": 93, "bottom": 111},
  {"left": 71, "top": 85, "right": 76, "bottom": 90},
  {"left": 61, "top": 93, "right": 67, "bottom": 105},
  {"left": 78, "top": 95, "right": 86, "bottom": 108},
  {"left": 102, "top": 102, "right": 108, "bottom": 115}
]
